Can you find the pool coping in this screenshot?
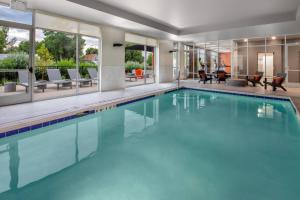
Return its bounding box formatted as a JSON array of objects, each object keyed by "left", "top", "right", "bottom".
[{"left": 0, "top": 86, "right": 299, "bottom": 139}]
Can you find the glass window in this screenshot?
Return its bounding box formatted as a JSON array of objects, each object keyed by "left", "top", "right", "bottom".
[
  {"left": 125, "top": 42, "right": 145, "bottom": 87},
  {"left": 232, "top": 39, "right": 247, "bottom": 77},
  {"left": 218, "top": 40, "right": 232, "bottom": 74},
  {"left": 0, "top": 4, "right": 32, "bottom": 25},
  {"left": 0, "top": 26, "right": 30, "bottom": 106},
  {"left": 34, "top": 29, "right": 76, "bottom": 101},
  {"left": 286, "top": 34, "right": 300, "bottom": 84},
  {"left": 78, "top": 35, "right": 100, "bottom": 94},
  {"left": 248, "top": 37, "right": 265, "bottom": 76},
  {"left": 266, "top": 35, "right": 285, "bottom": 79}
]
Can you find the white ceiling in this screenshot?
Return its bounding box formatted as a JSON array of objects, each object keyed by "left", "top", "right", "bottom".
[
  {"left": 1, "top": 0, "right": 300, "bottom": 42},
  {"left": 19, "top": 0, "right": 178, "bottom": 39},
  {"left": 96, "top": 0, "right": 300, "bottom": 29}
]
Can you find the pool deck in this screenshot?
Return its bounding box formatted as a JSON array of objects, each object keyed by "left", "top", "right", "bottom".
[{"left": 0, "top": 80, "right": 300, "bottom": 134}]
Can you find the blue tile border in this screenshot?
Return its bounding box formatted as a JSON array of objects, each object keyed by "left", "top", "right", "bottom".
[
  {"left": 116, "top": 95, "right": 156, "bottom": 107},
  {"left": 19, "top": 127, "right": 30, "bottom": 134},
  {"left": 0, "top": 87, "right": 297, "bottom": 140},
  {"left": 6, "top": 130, "right": 18, "bottom": 137},
  {"left": 0, "top": 133, "right": 5, "bottom": 139}
]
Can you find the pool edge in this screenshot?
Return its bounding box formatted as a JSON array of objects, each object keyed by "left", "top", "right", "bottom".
[{"left": 0, "top": 86, "right": 299, "bottom": 139}]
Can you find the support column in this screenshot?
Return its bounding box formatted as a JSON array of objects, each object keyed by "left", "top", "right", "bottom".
[
  {"left": 178, "top": 42, "right": 185, "bottom": 80},
  {"left": 144, "top": 45, "right": 147, "bottom": 84}
]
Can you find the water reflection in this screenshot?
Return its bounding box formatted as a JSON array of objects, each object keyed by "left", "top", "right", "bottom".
[
  {"left": 124, "top": 99, "right": 160, "bottom": 138},
  {"left": 0, "top": 116, "right": 101, "bottom": 193},
  {"left": 257, "top": 103, "right": 275, "bottom": 119}
]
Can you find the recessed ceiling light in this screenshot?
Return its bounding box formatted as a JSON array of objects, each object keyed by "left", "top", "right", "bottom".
[
  {"left": 271, "top": 36, "right": 277, "bottom": 40},
  {"left": 244, "top": 39, "right": 248, "bottom": 42}
]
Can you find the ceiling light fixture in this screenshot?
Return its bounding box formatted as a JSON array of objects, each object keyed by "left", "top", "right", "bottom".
[
  {"left": 271, "top": 36, "right": 277, "bottom": 40},
  {"left": 244, "top": 39, "right": 248, "bottom": 42}
]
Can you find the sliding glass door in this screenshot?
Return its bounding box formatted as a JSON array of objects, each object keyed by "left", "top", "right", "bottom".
[
  {"left": 145, "top": 45, "right": 155, "bottom": 84},
  {"left": 0, "top": 26, "right": 32, "bottom": 106},
  {"left": 0, "top": 4, "right": 33, "bottom": 106},
  {"left": 78, "top": 35, "right": 100, "bottom": 94},
  {"left": 125, "top": 43, "right": 156, "bottom": 87},
  {"left": 285, "top": 35, "right": 300, "bottom": 86}
]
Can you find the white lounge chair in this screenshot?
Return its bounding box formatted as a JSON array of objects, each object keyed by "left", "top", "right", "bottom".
[
  {"left": 18, "top": 70, "right": 47, "bottom": 92},
  {"left": 46, "top": 69, "right": 72, "bottom": 90},
  {"left": 87, "top": 68, "right": 99, "bottom": 81},
  {"left": 67, "top": 69, "right": 92, "bottom": 87}
]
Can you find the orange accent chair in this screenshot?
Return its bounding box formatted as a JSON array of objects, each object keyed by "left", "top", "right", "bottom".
[{"left": 135, "top": 69, "right": 144, "bottom": 79}]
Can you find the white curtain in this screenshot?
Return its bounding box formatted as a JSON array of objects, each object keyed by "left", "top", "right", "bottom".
[
  {"left": 35, "top": 12, "right": 101, "bottom": 38},
  {"left": 125, "top": 33, "right": 157, "bottom": 46}
]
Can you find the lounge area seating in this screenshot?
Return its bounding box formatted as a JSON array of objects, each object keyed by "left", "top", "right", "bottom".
[
  {"left": 135, "top": 69, "right": 144, "bottom": 79},
  {"left": 247, "top": 72, "right": 264, "bottom": 87},
  {"left": 198, "top": 70, "right": 212, "bottom": 84},
  {"left": 87, "top": 68, "right": 99, "bottom": 82},
  {"left": 264, "top": 73, "right": 287, "bottom": 91},
  {"left": 126, "top": 73, "right": 137, "bottom": 81},
  {"left": 47, "top": 69, "right": 73, "bottom": 90},
  {"left": 18, "top": 70, "right": 47, "bottom": 92},
  {"left": 67, "top": 69, "right": 92, "bottom": 87},
  {"left": 215, "top": 71, "right": 227, "bottom": 83}
]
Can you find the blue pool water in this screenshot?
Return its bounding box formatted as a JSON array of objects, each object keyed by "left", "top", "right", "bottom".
[{"left": 0, "top": 89, "right": 300, "bottom": 200}]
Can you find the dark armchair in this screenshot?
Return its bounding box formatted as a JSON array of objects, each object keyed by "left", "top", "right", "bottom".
[{"left": 198, "top": 70, "right": 212, "bottom": 84}]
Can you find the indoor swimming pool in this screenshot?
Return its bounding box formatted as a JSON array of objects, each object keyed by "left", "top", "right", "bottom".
[{"left": 0, "top": 89, "right": 299, "bottom": 200}]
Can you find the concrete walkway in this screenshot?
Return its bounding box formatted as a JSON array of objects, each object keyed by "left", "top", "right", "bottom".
[{"left": 0, "top": 83, "right": 177, "bottom": 132}]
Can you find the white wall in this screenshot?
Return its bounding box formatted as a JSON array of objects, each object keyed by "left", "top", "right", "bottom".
[
  {"left": 101, "top": 27, "right": 125, "bottom": 91},
  {"left": 158, "top": 40, "right": 173, "bottom": 83}
]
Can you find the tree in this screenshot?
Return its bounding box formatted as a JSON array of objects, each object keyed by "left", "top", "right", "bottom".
[
  {"left": 36, "top": 43, "right": 53, "bottom": 79},
  {"left": 147, "top": 53, "right": 153, "bottom": 66},
  {"left": 0, "top": 27, "right": 8, "bottom": 53},
  {"left": 125, "top": 50, "right": 144, "bottom": 63},
  {"left": 18, "top": 41, "right": 30, "bottom": 54},
  {"left": 5, "top": 36, "right": 17, "bottom": 53},
  {"left": 85, "top": 47, "right": 98, "bottom": 55},
  {"left": 43, "top": 31, "right": 85, "bottom": 61}
]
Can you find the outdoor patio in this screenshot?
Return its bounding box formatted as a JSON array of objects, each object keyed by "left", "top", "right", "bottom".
[
  {"left": 125, "top": 77, "right": 155, "bottom": 87},
  {"left": 0, "top": 83, "right": 99, "bottom": 101}
]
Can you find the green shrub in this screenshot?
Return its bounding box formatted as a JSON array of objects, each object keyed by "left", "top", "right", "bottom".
[
  {"left": 36, "top": 59, "right": 98, "bottom": 79},
  {"left": 0, "top": 53, "right": 29, "bottom": 83},
  {"left": 79, "top": 61, "right": 97, "bottom": 78},
  {"left": 125, "top": 61, "right": 143, "bottom": 73},
  {"left": 0, "top": 53, "right": 29, "bottom": 69},
  {"left": 48, "top": 59, "right": 76, "bottom": 79}
]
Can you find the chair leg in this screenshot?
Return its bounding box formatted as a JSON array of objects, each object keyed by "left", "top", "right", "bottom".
[
  {"left": 280, "top": 86, "right": 287, "bottom": 91},
  {"left": 272, "top": 86, "right": 276, "bottom": 91}
]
